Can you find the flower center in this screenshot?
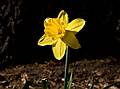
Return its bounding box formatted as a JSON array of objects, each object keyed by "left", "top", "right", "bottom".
[{"left": 44, "top": 18, "right": 65, "bottom": 39}]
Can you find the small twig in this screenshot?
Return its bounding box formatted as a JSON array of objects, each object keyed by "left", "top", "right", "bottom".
[
  {"left": 103, "top": 81, "right": 120, "bottom": 89},
  {"left": 0, "top": 36, "right": 10, "bottom": 54}
]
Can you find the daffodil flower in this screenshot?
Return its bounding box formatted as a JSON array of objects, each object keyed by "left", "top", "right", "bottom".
[{"left": 38, "top": 10, "right": 85, "bottom": 60}]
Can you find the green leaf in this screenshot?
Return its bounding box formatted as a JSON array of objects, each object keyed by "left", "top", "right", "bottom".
[
  {"left": 67, "top": 70, "right": 73, "bottom": 89},
  {"left": 42, "top": 78, "right": 49, "bottom": 89},
  {"left": 22, "top": 80, "right": 32, "bottom": 89},
  {"left": 88, "top": 77, "right": 94, "bottom": 89}
]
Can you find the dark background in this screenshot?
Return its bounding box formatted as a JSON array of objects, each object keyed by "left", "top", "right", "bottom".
[{"left": 0, "top": 0, "right": 120, "bottom": 66}]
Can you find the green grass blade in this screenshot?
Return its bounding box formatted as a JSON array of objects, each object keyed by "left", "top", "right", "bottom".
[{"left": 67, "top": 71, "right": 73, "bottom": 89}]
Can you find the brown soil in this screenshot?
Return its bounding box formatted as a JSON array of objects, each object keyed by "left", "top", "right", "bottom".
[{"left": 0, "top": 56, "right": 120, "bottom": 89}]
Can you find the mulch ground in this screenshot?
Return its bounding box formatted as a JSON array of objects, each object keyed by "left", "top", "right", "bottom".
[{"left": 0, "top": 56, "right": 120, "bottom": 89}]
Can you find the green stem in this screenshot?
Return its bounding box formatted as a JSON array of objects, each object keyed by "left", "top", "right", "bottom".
[{"left": 64, "top": 46, "right": 69, "bottom": 89}]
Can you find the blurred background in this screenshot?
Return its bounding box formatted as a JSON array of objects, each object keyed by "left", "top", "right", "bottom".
[{"left": 0, "top": 0, "right": 120, "bottom": 67}]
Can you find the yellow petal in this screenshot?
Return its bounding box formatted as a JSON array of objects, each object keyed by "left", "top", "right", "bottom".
[
  {"left": 57, "top": 10, "right": 68, "bottom": 25},
  {"left": 38, "top": 35, "right": 57, "bottom": 46},
  {"left": 52, "top": 39, "right": 66, "bottom": 60},
  {"left": 62, "top": 31, "right": 81, "bottom": 49},
  {"left": 44, "top": 18, "right": 52, "bottom": 28},
  {"left": 66, "top": 18, "right": 85, "bottom": 32}
]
